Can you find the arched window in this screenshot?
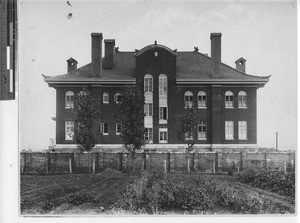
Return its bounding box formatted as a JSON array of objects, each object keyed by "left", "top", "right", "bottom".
[
  {"left": 103, "top": 92, "right": 109, "bottom": 104},
  {"left": 225, "top": 91, "right": 234, "bottom": 108},
  {"left": 144, "top": 74, "right": 153, "bottom": 93},
  {"left": 238, "top": 91, "right": 247, "bottom": 108},
  {"left": 197, "top": 91, "right": 206, "bottom": 108},
  {"left": 184, "top": 91, "right": 194, "bottom": 108},
  {"left": 114, "top": 92, "right": 122, "bottom": 103},
  {"left": 159, "top": 74, "right": 167, "bottom": 96},
  {"left": 65, "top": 91, "right": 74, "bottom": 109}
]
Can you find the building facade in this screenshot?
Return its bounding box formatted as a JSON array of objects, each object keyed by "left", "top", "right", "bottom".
[{"left": 43, "top": 33, "right": 270, "bottom": 152}]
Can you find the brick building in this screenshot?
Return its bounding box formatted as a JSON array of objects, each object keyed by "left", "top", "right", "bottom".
[{"left": 43, "top": 32, "right": 270, "bottom": 152}]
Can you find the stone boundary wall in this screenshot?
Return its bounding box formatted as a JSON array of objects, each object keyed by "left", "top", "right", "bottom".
[{"left": 20, "top": 152, "right": 295, "bottom": 174}]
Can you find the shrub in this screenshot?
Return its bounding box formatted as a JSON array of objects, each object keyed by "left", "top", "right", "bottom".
[
  {"left": 236, "top": 168, "right": 295, "bottom": 197},
  {"left": 115, "top": 172, "right": 291, "bottom": 214}
]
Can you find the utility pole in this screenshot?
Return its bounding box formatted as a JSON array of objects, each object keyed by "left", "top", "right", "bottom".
[{"left": 275, "top": 132, "right": 279, "bottom": 151}]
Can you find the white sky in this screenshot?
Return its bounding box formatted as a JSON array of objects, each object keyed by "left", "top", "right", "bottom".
[{"left": 19, "top": 0, "right": 297, "bottom": 151}]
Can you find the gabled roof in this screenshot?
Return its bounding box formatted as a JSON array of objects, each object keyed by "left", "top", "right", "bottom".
[{"left": 43, "top": 46, "right": 270, "bottom": 87}]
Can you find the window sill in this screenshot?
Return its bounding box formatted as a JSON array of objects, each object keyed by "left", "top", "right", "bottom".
[
  {"left": 238, "top": 138, "right": 248, "bottom": 140},
  {"left": 225, "top": 107, "right": 234, "bottom": 109},
  {"left": 103, "top": 102, "right": 109, "bottom": 104},
  {"left": 159, "top": 119, "right": 167, "bottom": 124},
  {"left": 159, "top": 141, "right": 168, "bottom": 143},
  {"left": 102, "top": 133, "right": 109, "bottom": 135},
  {"left": 198, "top": 138, "right": 207, "bottom": 140},
  {"left": 225, "top": 139, "right": 234, "bottom": 140},
  {"left": 238, "top": 107, "right": 247, "bottom": 109},
  {"left": 198, "top": 107, "right": 207, "bottom": 109}
]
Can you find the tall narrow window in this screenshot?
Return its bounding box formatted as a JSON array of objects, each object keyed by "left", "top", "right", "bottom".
[
  {"left": 198, "top": 121, "right": 207, "bottom": 140},
  {"left": 101, "top": 123, "right": 109, "bottom": 135},
  {"left": 65, "top": 121, "right": 74, "bottom": 140},
  {"left": 144, "top": 103, "right": 153, "bottom": 116},
  {"left": 159, "top": 74, "right": 167, "bottom": 96},
  {"left": 144, "top": 74, "right": 153, "bottom": 93},
  {"left": 197, "top": 91, "right": 206, "bottom": 108},
  {"left": 159, "top": 107, "right": 168, "bottom": 123},
  {"left": 225, "top": 91, "right": 234, "bottom": 108},
  {"left": 114, "top": 93, "right": 122, "bottom": 103},
  {"left": 225, "top": 121, "right": 234, "bottom": 140},
  {"left": 65, "top": 91, "right": 74, "bottom": 109},
  {"left": 184, "top": 91, "right": 194, "bottom": 108},
  {"left": 144, "top": 128, "right": 153, "bottom": 143},
  {"left": 238, "top": 91, "right": 247, "bottom": 108},
  {"left": 103, "top": 93, "right": 109, "bottom": 104},
  {"left": 116, "top": 123, "right": 122, "bottom": 135},
  {"left": 159, "top": 128, "right": 168, "bottom": 143},
  {"left": 238, "top": 121, "right": 247, "bottom": 140}
]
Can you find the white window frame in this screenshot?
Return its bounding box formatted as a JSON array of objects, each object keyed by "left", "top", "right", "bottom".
[
  {"left": 197, "top": 91, "right": 207, "bottom": 109},
  {"left": 159, "top": 107, "right": 168, "bottom": 124},
  {"left": 65, "top": 91, "right": 75, "bottom": 109},
  {"left": 65, "top": 121, "right": 74, "bottom": 140},
  {"left": 184, "top": 91, "right": 194, "bottom": 108},
  {"left": 225, "top": 121, "right": 234, "bottom": 140},
  {"left": 144, "top": 128, "right": 153, "bottom": 143},
  {"left": 144, "top": 74, "right": 153, "bottom": 93},
  {"left": 198, "top": 121, "right": 207, "bottom": 140},
  {"left": 238, "top": 91, "right": 247, "bottom": 108},
  {"left": 103, "top": 92, "right": 109, "bottom": 104},
  {"left": 238, "top": 121, "right": 247, "bottom": 140},
  {"left": 159, "top": 128, "right": 168, "bottom": 143},
  {"left": 159, "top": 74, "right": 167, "bottom": 96},
  {"left": 101, "top": 123, "right": 109, "bottom": 135},
  {"left": 225, "top": 91, "right": 234, "bottom": 108},
  {"left": 114, "top": 92, "right": 122, "bottom": 103},
  {"left": 116, "top": 123, "right": 122, "bottom": 135},
  {"left": 144, "top": 103, "right": 153, "bottom": 116}
]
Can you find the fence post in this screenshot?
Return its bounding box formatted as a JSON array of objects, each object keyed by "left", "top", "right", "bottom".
[
  {"left": 142, "top": 153, "right": 147, "bottom": 171},
  {"left": 118, "top": 153, "right": 123, "bottom": 171},
  {"left": 101, "top": 153, "right": 105, "bottom": 170},
  {"left": 264, "top": 153, "right": 267, "bottom": 169},
  {"left": 92, "top": 158, "right": 96, "bottom": 174},
  {"left": 69, "top": 157, "right": 72, "bottom": 174},
  {"left": 167, "top": 153, "right": 171, "bottom": 173},
  {"left": 164, "top": 159, "right": 167, "bottom": 174},
  {"left": 47, "top": 153, "right": 51, "bottom": 174},
  {"left": 239, "top": 152, "right": 243, "bottom": 172},
  {"left": 215, "top": 152, "right": 218, "bottom": 173}
]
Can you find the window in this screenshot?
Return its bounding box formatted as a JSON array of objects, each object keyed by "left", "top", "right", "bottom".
[
  {"left": 116, "top": 123, "right": 122, "bottom": 135},
  {"left": 144, "top": 128, "right": 153, "bottom": 143},
  {"left": 225, "top": 91, "right": 234, "bottom": 108},
  {"left": 114, "top": 93, "right": 122, "bottom": 103},
  {"left": 197, "top": 91, "right": 206, "bottom": 108},
  {"left": 159, "top": 129, "right": 168, "bottom": 143},
  {"left": 225, "top": 121, "right": 234, "bottom": 140},
  {"left": 144, "top": 103, "right": 153, "bottom": 116},
  {"left": 144, "top": 74, "right": 153, "bottom": 93},
  {"left": 65, "top": 121, "right": 74, "bottom": 140},
  {"left": 159, "top": 107, "right": 167, "bottom": 123},
  {"left": 238, "top": 121, "right": 247, "bottom": 140},
  {"left": 103, "top": 93, "right": 109, "bottom": 104},
  {"left": 65, "top": 91, "right": 74, "bottom": 109},
  {"left": 101, "top": 123, "right": 109, "bottom": 135},
  {"left": 159, "top": 74, "right": 167, "bottom": 96},
  {"left": 238, "top": 91, "right": 247, "bottom": 108},
  {"left": 184, "top": 91, "right": 194, "bottom": 108},
  {"left": 198, "top": 121, "right": 207, "bottom": 140}
]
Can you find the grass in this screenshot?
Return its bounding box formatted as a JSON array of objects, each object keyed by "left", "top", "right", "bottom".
[{"left": 20, "top": 170, "right": 295, "bottom": 215}]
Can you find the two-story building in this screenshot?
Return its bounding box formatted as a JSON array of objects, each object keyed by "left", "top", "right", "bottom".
[{"left": 43, "top": 32, "right": 270, "bottom": 152}]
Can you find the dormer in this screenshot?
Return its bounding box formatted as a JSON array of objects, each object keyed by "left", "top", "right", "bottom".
[
  {"left": 67, "top": 57, "right": 78, "bottom": 73},
  {"left": 235, "top": 57, "right": 246, "bottom": 73}
]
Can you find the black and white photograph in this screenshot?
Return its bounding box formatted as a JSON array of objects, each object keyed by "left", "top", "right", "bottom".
[{"left": 0, "top": 0, "right": 298, "bottom": 221}]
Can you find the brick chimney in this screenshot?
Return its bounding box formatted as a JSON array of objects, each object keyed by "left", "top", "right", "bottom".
[
  {"left": 66, "top": 57, "right": 78, "bottom": 73},
  {"left": 104, "top": 39, "right": 115, "bottom": 69},
  {"left": 210, "top": 33, "right": 222, "bottom": 78},
  {"left": 91, "top": 33, "right": 103, "bottom": 77},
  {"left": 235, "top": 57, "right": 246, "bottom": 73}
]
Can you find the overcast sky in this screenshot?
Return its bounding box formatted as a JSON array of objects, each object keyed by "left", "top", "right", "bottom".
[{"left": 19, "top": 0, "right": 297, "bottom": 151}]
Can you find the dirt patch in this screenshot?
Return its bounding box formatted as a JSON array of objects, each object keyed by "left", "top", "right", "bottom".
[{"left": 98, "top": 168, "right": 123, "bottom": 175}]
